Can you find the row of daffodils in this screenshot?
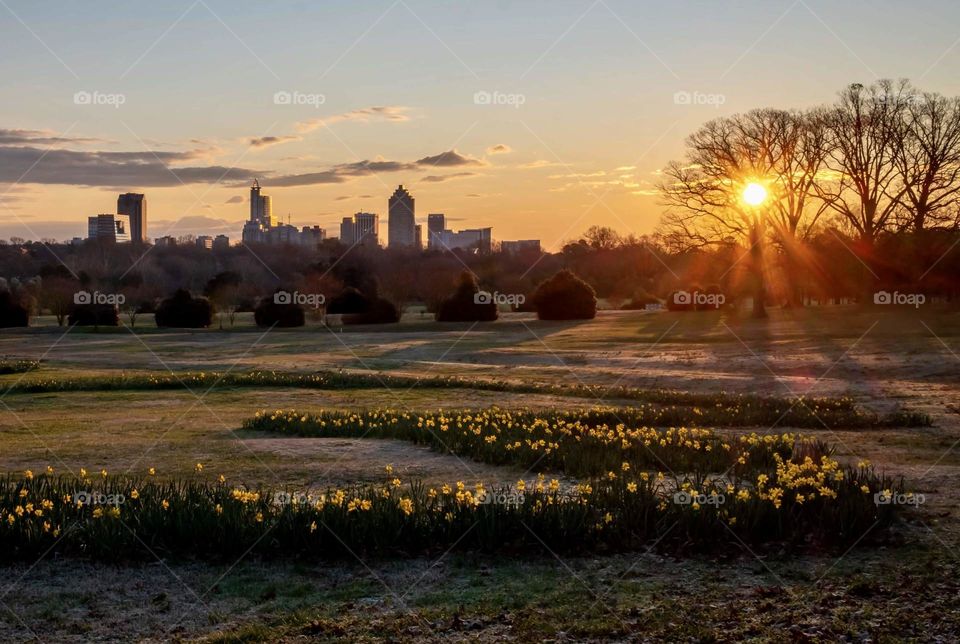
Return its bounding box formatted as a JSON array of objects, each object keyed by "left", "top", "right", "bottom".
[{"left": 0, "top": 435, "right": 910, "bottom": 561}]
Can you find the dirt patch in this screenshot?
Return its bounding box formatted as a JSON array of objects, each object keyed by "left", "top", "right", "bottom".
[{"left": 241, "top": 436, "right": 526, "bottom": 488}]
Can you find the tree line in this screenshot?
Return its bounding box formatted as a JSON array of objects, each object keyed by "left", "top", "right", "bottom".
[{"left": 659, "top": 79, "right": 960, "bottom": 316}]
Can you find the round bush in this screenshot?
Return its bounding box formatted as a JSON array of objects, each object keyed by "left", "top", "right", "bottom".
[
  {"left": 254, "top": 293, "right": 305, "bottom": 328},
  {"left": 436, "top": 272, "right": 498, "bottom": 322},
  {"left": 666, "top": 290, "right": 693, "bottom": 311},
  {"left": 327, "top": 287, "right": 370, "bottom": 315},
  {"left": 621, "top": 288, "right": 662, "bottom": 310},
  {"left": 68, "top": 303, "right": 119, "bottom": 326},
  {"left": 0, "top": 291, "right": 29, "bottom": 328},
  {"left": 531, "top": 270, "right": 597, "bottom": 320},
  {"left": 155, "top": 289, "right": 213, "bottom": 328},
  {"left": 343, "top": 298, "right": 400, "bottom": 325}
]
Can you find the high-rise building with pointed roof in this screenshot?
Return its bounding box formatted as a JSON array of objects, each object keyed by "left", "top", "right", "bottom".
[{"left": 388, "top": 185, "right": 415, "bottom": 248}]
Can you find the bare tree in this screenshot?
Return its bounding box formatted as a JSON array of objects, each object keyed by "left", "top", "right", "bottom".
[
  {"left": 893, "top": 92, "right": 960, "bottom": 232},
  {"left": 818, "top": 80, "right": 914, "bottom": 245},
  {"left": 659, "top": 109, "right": 829, "bottom": 315}
]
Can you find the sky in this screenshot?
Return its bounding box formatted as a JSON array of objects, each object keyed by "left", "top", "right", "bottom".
[{"left": 1, "top": 0, "right": 959, "bottom": 249}]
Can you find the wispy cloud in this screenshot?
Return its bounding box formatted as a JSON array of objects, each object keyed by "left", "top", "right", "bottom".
[
  {"left": 296, "top": 106, "right": 412, "bottom": 133},
  {"left": 0, "top": 128, "right": 103, "bottom": 146},
  {"left": 248, "top": 135, "right": 300, "bottom": 148},
  {"left": 518, "top": 159, "right": 562, "bottom": 169},
  {"left": 420, "top": 171, "right": 477, "bottom": 183},
  {"left": 486, "top": 143, "right": 511, "bottom": 155}
]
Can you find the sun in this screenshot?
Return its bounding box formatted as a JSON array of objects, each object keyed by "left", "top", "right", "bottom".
[{"left": 742, "top": 182, "right": 767, "bottom": 206}]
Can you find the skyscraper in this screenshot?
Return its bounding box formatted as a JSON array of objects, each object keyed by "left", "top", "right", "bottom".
[
  {"left": 427, "top": 213, "right": 446, "bottom": 249},
  {"left": 354, "top": 212, "right": 379, "bottom": 246},
  {"left": 388, "top": 185, "right": 415, "bottom": 248},
  {"left": 339, "top": 217, "right": 356, "bottom": 246},
  {"left": 117, "top": 193, "right": 146, "bottom": 243},
  {"left": 249, "top": 179, "right": 274, "bottom": 227},
  {"left": 243, "top": 179, "right": 276, "bottom": 243}
]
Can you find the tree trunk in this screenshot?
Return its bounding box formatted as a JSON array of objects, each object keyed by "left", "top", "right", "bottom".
[{"left": 750, "top": 221, "right": 767, "bottom": 318}]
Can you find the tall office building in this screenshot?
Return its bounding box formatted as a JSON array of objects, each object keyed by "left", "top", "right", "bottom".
[
  {"left": 338, "top": 213, "right": 379, "bottom": 247},
  {"left": 87, "top": 214, "right": 131, "bottom": 243},
  {"left": 249, "top": 179, "right": 274, "bottom": 227},
  {"left": 388, "top": 185, "right": 415, "bottom": 248},
  {"left": 339, "top": 217, "right": 356, "bottom": 246},
  {"left": 354, "top": 212, "right": 379, "bottom": 246},
  {"left": 427, "top": 213, "right": 446, "bottom": 249},
  {"left": 117, "top": 193, "right": 147, "bottom": 243},
  {"left": 243, "top": 179, "right": 276, "bottom": 243},
  {"left": 414, "top": 224, "right": 423, "bottom": 250}
]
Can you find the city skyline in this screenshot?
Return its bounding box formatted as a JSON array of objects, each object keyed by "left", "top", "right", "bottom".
[{"left": 2, "top": 1, "right": 960, "bottom": 247}]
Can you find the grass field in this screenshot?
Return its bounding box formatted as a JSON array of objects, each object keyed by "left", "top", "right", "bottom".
[{"left": 0, "top": 306, "right": 957, "bottom": 641}]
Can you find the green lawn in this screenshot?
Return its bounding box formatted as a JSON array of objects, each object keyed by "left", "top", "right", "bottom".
[{"left": 0, "top": 307, "right": 956, "bottom": 641}]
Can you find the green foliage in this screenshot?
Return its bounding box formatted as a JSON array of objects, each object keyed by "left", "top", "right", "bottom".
[
  {"left": 3, "top": 370, "right": 932, "bottom": 428},
  {"left": 0, "top": 360, "right": 39, "bottom": 374},
  {"left": 0, "top": 459, "right": 906, "bottom": 562}
]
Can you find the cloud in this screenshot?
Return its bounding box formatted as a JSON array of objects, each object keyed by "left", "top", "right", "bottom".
[
  {"left": 0, "top": 134, "right": 485, "bottom": 190},
  {"left": 519, "top": 159, "right": 562, "bottom": 169},
  {"left": 420, "top": 172, "right": 477, "bottom": 183},
  {"left": 486, "top": 144, "right": 511, "bottom": 155},
  {"left": 548, "top": 171, "right": 606, "bottom": 179},
  {"left": 225, "top": 195, "right": 244, "bottom": 204},
  {"left": 415, "top": 150, "right": 485, "bottom": 167},
  {"left": 0, "top": 145, "right": 264, "bottom": 187},
  {"left": 334, "top": 196, "right": 352, "bottom": 201},
  {"left": 268, "top": 150, "right": 484, "bottom": 187},
  {"left": 296, "top": 106, "right": 412, "bottom": 133},
  {"left": 248, "top": 135, "right": 300, "bottom": 148},
  {"left": 0, "top": 129, "right": 102, "bottom": 146}
]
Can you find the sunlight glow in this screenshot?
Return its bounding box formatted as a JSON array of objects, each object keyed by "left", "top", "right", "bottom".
[{"left": 742, "top": 182, "right": 767, "bottom": 207}]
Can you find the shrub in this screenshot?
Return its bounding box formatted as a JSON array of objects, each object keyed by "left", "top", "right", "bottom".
[
  {"left": 68, "top": 303, "right": 120, "bottom": 326},
  {"left": 254, "top": 292, "right": 305, "bottom": 328},
  {"left": 621, "top": 288, "right": 661, "bottom": 310},
  {"left": 154, "top": 289, "right": 213, "bottom": 328},
  {"left": 0, "top": 291, "right": 30, "bottom": 328},
  {"left": 328, "top": 287, "right": 399, "bottom": 325},
  {"left": 326, "top": 287, "right": 370, "bottom": 315},
  {"left": 343, "top": 298, "right": 399, "bottom": 325},
  {"left": 436, "top": 272, "right": 498, "bottom": 322},
  {"left": 531, "top": 269, "right": 597, "bottom": 320},
  {"left": 666, "top": 289, "right": 694, "bottom": 311}
]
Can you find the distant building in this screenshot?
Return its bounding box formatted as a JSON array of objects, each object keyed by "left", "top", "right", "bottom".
[
  {"left": 196, "top": 235, "right": 214, "bottom": 250},
  {"left": 354, "top": 212, "right": 380, "bottom": 245},
  {"left": 70, "top": 237, "right": 84, "bottom": 246},
  {"left": 267, "top": 223, "right": 299, "bottom": 245},
  {"left": 87, "top": 214, "right": 130, "bottom": 243},
  {"left": 388, "top": 185, "right": 416, "bottom": 248},
  {"left": 155, "top": 235, "right": 177, "bottom": 247},
  {"left": 240, "top": 180, "right": 325, "bottom": 247},
  {"left": 213, "top": 234, "right": 230, "bottom": 250},
  {"left": 434, "top": 227, "right": 492, "bottom": 254},
  {"left": 242, "top": 179, "right": 275, "bottom": 244},
  {"left": 414, "top": 224, "right": 423, "bottom": 250},
  {"left": 299, "top": 226, "right": 326, "bottom": 247},
  {"left": 117, "top": 193, "right": 147, "bottom": 243},
  {"left": 427, "top": 213, "right": 446, "bottom": 249},
  {"left": 500, "top": 239, "right": 541, "bottom": 254},
  {"left": 339, "top": 216, "right": 356, "bottom": 246}
]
